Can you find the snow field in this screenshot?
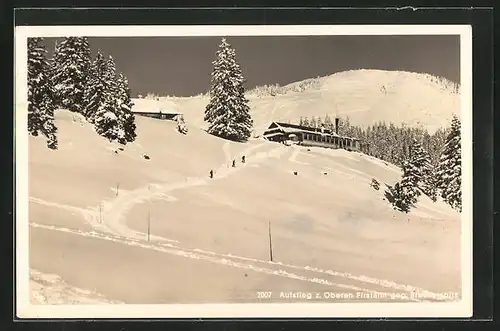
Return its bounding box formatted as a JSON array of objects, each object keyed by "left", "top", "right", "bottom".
[{"left": 27, "top": 69, "right": 461, "bottom": 304}]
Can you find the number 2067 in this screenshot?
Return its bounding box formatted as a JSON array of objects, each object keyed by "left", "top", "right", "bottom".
[{"left": 257, "top": 292, "right": 272, "bottom": 299}]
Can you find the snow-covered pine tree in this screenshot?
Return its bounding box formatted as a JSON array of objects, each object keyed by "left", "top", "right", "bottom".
[
  {"left": 83, "top": 50, "right": 108, "bottom": 123},
  {"left": 176, "top": 115, "right": 188, "bottom": 135},
  {"left": 436, "top": 115, "right": 462, "bottom": 211},
  {"left": 28, "top": 37, "right": 58, "bottom": 149},
  {"left": 299, "top": 117, "right": 304, "bottom": 126},
  {"left": 408, "top": 138, "right": 433, "bottom": 195},
  {"left": 316, "top": 117, "right": 323, "bottom": 129},
  {"left": 302, "top": 117, "right": 310, "bottom": 127},
  {"left": 423, "top": 164, "right": 439, "bottom": 202},
  {"left": 337, "top": 117, "right": 347, "bottom": 136},
  {"left": 51, "top": 37, "right": 91, "bottom": 113},
  {"left": 343, "top": 117, "right": 356, "bottom": 137},
  {"left": 324, "top": 114, "right": 333, "bottom": 132},
  {"left": 310, "top": 116, "right": 317, "bottom": 128},
  {"left": 429, "top": 127, "right": 449, "bottom": 166},
  {"left": 204, "top": 39, "right": 253, "bottom": 141},
  {"left": 105, "top": 55, "right": 118, "bottom": 94},
  {"left": 93, "top": 55, "right": 125, "bottom": 142},
  {"left": 116, "top": 72, "right": 137, "bottom": 143},
  {"left": 391, "top": 160, "right": 420, "bottom": 212}
]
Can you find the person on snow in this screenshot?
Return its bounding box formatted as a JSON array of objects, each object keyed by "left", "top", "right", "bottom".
[
  {"left": 232, "top": 160, "right": 236, "bottom": 168},
  {"left": 209, "top": 169, "right": 214, "bottom": 178},
  {"left": 242, "top": 155, "right": 246, "bottom": 163}
]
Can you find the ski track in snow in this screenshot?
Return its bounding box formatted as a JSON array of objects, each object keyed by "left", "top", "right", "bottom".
[
  {"left": 28, "top": 141, "right": 457, "bottom": 304},
  {"left": 29, "top": 197, "right": 93, "bottom": 218},
  {"left": 80, "top": 141, "right": 284, "bottom": 241},
  {"left": 31, "top": 222, "right": 455, "bottom": 303}
]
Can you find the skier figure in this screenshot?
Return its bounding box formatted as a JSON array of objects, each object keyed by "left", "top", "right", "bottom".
[
  {"left": 232, "top": 160, "right": 236, "bottom": 168},
  {"left": 242, "top": 155, "right": 246, "bottom": 163},
  {"left": 209, "top": 170, "right": 214, "bottom": 178}
]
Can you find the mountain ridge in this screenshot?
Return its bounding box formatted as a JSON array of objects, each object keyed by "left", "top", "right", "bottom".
[{"left": 135, "top": 69, "right": 461, "bottom": 134}]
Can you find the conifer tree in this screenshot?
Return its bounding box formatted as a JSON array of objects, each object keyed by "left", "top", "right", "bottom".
[
  {"left": 408, "top": 138, "right": 433, "bottom": 193},
  {"left": 51, "top": 37, "right": 91, "bottom": 113},
  {"left": 436, "top": 115, "right": 462, "bottom": 211},
  {"left": 429, "top": 128, "right": 449, "bottom": 166},
  {"left": 324, "top": 114, "right": 333, "bottom": 132},
  {"left": 423, "top": 165, "right": 439, "bottom": 202},
  {"left": 302, "top": 117, "right": 310, "bottom": 127},
  {"left": 317, "top": 117, "right": 323, "bottom": 129},
  {"left": 337, "top": 117, "right": 348, "bottom": 136},
  {"left": 28, "top": 37, "right": 58, "bottom": 149},
  {"left": 390, "top": 160, "right": 420, "bottom": 212},
  {"left": 310, "top": 116, "right": 317, "bottom": 128},
  {"left": 105, "top": 55, "right": 118, "bottom": 94},
  {"left": 83, "top": 51, "right": 108, "bottom": 123},
  {"left": 93, "top": 95, "right": 122, "bottom": 142},
  {"left": 92, "top": 55, "right": 125, "bottom": 142},
  {"left": 116, "top": 73, "right": 137, "bottom": 143},
  {"left": 204, "top": 38, "right": 253, "bottom": 141}
]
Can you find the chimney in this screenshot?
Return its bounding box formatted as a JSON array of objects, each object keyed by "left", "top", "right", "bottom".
[{"left": 335, "top": 117, "right": 339, "bottom": 134}]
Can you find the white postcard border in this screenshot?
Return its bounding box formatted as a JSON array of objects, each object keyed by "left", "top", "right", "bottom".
[{"left": 15, "top": 24, "right": 473, "bottom": 319}]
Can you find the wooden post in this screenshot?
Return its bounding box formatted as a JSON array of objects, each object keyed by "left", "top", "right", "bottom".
[
  {"left": 99, "top": 203, "right": 102, "bottom": 224},
  {"left": 116, "top": 183, "right": 119, "bottom": 196},
  {"left": 268, "top": 221, "right": 273, "bottom": 262}
]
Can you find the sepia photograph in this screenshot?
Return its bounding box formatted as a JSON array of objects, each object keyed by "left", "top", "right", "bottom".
[{"left": 15, "top": 25, "right": 472, "bottom": 318}]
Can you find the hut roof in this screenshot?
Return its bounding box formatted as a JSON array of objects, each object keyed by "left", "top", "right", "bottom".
[
  {"left": 131, "top": 99, "right": 182, "bottom": 115},
  {"left": 271, "top": 122, "right": 341, "bottom": 137}
]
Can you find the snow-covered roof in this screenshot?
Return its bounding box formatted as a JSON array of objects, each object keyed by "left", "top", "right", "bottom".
[
  {"left": 268, "top": 122, "right": 364, "bottom": 141},
  {"left": 263, "top": 132, "right": 284, "bottom": 138},
  {"left": 272, "top": 122, "right": 340, "bottom": 137},
  {"left": 281, "top": 126, "right": 334, "bottom": 136},
  {"left": 131, "top": 98, "right": 182, "bottom": 115}
]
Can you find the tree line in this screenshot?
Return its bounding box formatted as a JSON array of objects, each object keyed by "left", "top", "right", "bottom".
[
  {"left": 28, "top": 36, "right": 461, "bottom": 213},
  {"left": 27, "top": 37, "right": 136, "bottom": 150},
  {"left": 386, "top": 116, "right": 461, "bottom": 213},
  {"left": 203, "top": 39, "right": 462, "bottom": 213},
  {"left": 298, "top": 114, "right": 462, "bottom": 212}
]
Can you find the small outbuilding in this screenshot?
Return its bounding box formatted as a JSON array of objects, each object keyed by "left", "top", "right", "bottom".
[{"left": 131, "top": 98, "right": 183, "bottom": 121}]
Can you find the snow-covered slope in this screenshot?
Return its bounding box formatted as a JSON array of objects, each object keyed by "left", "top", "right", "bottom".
[
  {"left": 28, "top": 108, "right": 461, "bottom": 305},
  {"left": 140, "top": 70, "right": 460, "bottom": 135}
]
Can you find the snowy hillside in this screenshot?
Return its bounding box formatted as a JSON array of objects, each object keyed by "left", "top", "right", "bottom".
[
  {"left": 28, "top": 109, "right": 461, "bottom": 305},
  {"left": 142, "top": 70, "right": 460, "bottom": 135}
]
